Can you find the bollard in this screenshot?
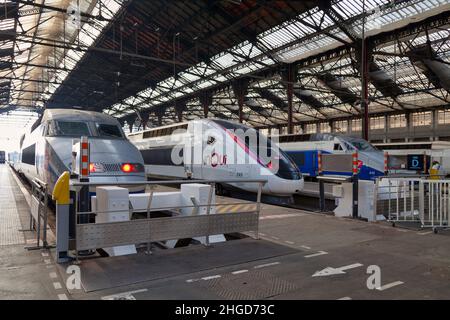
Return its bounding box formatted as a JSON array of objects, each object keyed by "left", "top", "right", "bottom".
[
  {"left": 318, "top": 151, "right": 325, "bottom": 212},
  {"left": 384, "top": 152, "right": 389, "bottom": 175},
  {"left": 52, "top": 171, "right": 71, "bottom": 263},
  {"left": 78, "top": 136, "right": 90, "bottom": 224},
  {"left": 352, "top": 152, "right": 359, "bottom": 219}
]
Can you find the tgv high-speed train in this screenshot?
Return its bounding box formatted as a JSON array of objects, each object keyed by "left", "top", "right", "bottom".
[
  {"left": 128, "top": 119, "right": 304, "bottom": 196},
  {"left": 273, "top": 133, "right": 385, "bottom": 181},
  {"left": 14, "top": 109, "right": 145, "bottom": 194}
]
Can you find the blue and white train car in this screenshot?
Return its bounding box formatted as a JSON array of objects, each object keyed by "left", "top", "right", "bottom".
[{"left": 273, "top": 133, "right": 385, "bottom": 181}]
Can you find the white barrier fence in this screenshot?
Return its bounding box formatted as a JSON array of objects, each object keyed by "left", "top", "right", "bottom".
[{"left": 375, "top": 177, "right": 449, "bottom": 232}]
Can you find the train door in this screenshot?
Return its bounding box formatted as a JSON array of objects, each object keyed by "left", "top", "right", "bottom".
[{"left": 185, "top": 121, "right": 204, "bottom": 179}]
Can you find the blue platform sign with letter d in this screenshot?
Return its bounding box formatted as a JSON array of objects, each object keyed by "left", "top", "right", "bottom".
[{"left": 407, "top": 155, "right": 424, "bottom": 170}]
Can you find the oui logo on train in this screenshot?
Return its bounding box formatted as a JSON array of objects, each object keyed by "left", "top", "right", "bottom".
[{"left": 206, "top": 152, "right": 227, "bottom": 167}]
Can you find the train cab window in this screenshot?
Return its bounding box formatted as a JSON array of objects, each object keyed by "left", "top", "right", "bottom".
[
  {"left": 96, "top": 123, "right": 123, "bottom": 138},
  {"left": 334, "top": 143, "right": 343, "bottom": 151},
  {"left": 50, "top": 121, "right": 91, "bottom": 137}
]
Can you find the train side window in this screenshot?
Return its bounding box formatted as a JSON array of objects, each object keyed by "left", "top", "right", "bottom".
[
  {"left": 22, "top": 144, "right": 36, "bottom": 165},
  {"left": 334, "top": 143, "right": 343, "bottom": 151}
]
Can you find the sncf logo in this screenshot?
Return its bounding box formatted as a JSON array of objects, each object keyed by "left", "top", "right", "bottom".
[{"left": 357, "top": 160, "right": 363, "bottom": 169}]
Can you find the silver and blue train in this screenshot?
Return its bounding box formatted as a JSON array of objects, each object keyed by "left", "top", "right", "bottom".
[
  {"left": 274, "top": 133, "right": 385, "bottom": 181},
  {"left": 10, "top": 109, "right": 146, "bottom": 194}
]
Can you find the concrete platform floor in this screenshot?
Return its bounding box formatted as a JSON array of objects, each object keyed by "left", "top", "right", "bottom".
[{"left": 1, "top": 165, "right": 450, "bottom": 300}]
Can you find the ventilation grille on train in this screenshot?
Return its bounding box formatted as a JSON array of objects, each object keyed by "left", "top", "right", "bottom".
[{"left": 102, "top": 163, "right": 122, "bottom": 172}]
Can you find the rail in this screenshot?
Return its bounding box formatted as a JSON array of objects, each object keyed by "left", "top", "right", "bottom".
[
  {"left": 374, "top": 176, "right": 449, "bottom": 232},
  {"left": 25, "top": 178, "right": 51, "bottom": 249}
]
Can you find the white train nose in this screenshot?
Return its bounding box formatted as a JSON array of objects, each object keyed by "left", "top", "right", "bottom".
[{"left": 267, "top": 176, "right": 304, "bottom": 195}]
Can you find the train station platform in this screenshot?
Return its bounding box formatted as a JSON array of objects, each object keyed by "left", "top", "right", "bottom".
[
  {"left": 0, "top": 165, "right": 69, "bottom": 300},
  {"left": 2, "top": 164, "right": 450, "bottom": 300}
]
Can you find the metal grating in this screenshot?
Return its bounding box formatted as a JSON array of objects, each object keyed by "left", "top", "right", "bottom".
[
  {"left": 76, "top": 211, "right": 259, "bottom": 251},
  {"left": 199, "top": 270, "right": 299, "bottom": 300}
]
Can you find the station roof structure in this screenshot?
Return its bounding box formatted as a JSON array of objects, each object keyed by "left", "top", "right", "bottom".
[{"left": 0, "top": 0, "right": 449, "bottom": 131}]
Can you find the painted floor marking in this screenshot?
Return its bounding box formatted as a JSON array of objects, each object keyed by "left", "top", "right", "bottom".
[
  {"left": 101, "top": 289, "right": 148, "bottom": 300},
  {"left": 313, "top": 263, "right": 363, "bottom": 277},
  {"left": 304, "top": 251, "right": 328, "bottom": 258},
  {"left": 376, "top": 281, "right": 404, "bottom": 291},
  {"left": 260, "top": 213, "right": 304, "bottom": 220},
  {"left": 418, "top": 231, "right": 433, "bottom": 235},
  {"left": 202, "top": 275, "right": 221, "bottom": 281},
  {"left": 300, "top": 245, "right": 311, "bottom": 250},
  {"left": 337, "top": 297, "right": 352, "bottom": 300},
  {"left": 232, "top": 269, "right": 248, "bottom": 275},
  {"left": 49, "top": 272, "right": 57, "bottom": 279},
  {"left": 254, "top": 262, "right": 280, "bottom": 269},
  {"left": 285, "top": 240, "right": 295, "bottom": 245},
  {"left": 53, "top": 282, "right": 62, "bottom": 290},
  {"left": 58, "top": 294, "right": 68, "bottom": 300}
]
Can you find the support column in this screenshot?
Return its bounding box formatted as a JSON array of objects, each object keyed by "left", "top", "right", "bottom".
[
  {"left": 361, "top": 39, "right": 370, "bottom": 141},
  {"left": 199, "top": 91, "right": 212, "bottom": 118},
  {"left": 174, "top": 101, "right": 186, "bottom": 123},
  {"left": 283, "top": 63, "right": 296, "bottom": 134},
  {"left": 232, "top": 79, "right": 249, "bottom": 123},
  {"left": 155, "top": 107, "right": 166, "bottom": 127},
  {"left": 141, "top": 113, "right": 149, "bottom": 130},
  {"left": 127, "top": 118, "right": 135, "bottom": 133}
]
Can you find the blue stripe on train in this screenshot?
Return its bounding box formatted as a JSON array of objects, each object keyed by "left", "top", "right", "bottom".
[{"left": 285, "top": 150, "right": 383, "bottom": 181}]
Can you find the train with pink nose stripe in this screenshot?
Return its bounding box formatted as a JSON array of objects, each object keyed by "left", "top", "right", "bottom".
[{"left": 127, "top": 119, "right": 304, "bottom": 196}]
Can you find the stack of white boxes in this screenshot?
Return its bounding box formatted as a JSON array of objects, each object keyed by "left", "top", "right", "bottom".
[{"left": 95, "top": 186, "right": 137, "bottom": 256}]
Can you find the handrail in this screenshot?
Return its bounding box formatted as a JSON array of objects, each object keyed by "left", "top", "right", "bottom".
[{"left": 70, "top": 178, "right": 267, "bottom": 187}]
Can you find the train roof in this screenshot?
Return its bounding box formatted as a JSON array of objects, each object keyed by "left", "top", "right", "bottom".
[{"left": 41, "top": 109, "right": 119, "bottom": 124}]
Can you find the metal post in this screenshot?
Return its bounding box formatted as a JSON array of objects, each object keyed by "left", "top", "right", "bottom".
[
  {"left": 255, "top": 182, "right": 263, "bottom": 240},
  {"left": 145, "top": 186, "right": 154, "bottom": 255},
  {"left": 56, "top": 202, "right": 70, "bottom": 263},
  {"left": 373, "top": 178, "right": 379, "bottom": 222},
  {"left": 318, "top": 151, "right": 325, "bottom": 212},
  {"left": 205, "top": 182, "right": 214, "bottom": 247},
  {"left": 42, "top": 185, "right": 49, "bottom": 247},
  {"left": 352, "top": 152, "right": 359, "bottom": 219}
]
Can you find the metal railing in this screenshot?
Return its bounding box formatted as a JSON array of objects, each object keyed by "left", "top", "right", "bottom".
[
  {"left": 69, "top": 179, "right": 266, "bottom": 261},
  {"left": 374, "top": 177, "right": 449, "bottom": 232},
  {"left": 26, "top": 178, "right": 50, "bottom": 249}
]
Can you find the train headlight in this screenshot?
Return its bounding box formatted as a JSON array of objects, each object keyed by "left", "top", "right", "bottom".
[
  {"left": 120, "top": 163, "right": 144, "bottom": 173},
  {"left": 89, "top": 162, "right": 105, "bottom": 173}
]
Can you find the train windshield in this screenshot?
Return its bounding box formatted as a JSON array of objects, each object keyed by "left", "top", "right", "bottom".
[
  {"left": 53, "top": 121, "right": 91, "bottom": 136},
  {"left": 48, "top": 121, "right": 124, "bottom": 139},
  {"left": 344, "top": 137, "right": 378, "bottom": 152},
  {"left": 212, "top": 120, "right": 301, "bottom": 180},
  {"left": 96, "top": 123, "right": 123, "bottom": 138}
]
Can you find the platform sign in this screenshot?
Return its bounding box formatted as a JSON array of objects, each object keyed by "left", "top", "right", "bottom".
[{"left": 407, "top": 154, "right": 430, "bottom": 171}]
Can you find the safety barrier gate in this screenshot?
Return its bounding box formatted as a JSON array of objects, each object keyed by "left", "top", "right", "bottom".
[
  {"left": 374, "top": 177, "right": 449, "bottom": 232},
  {"left": 65, "top": 179, "right": 265, "bottom": 262},
  {"left": 26, "top": 178, "right": 51, "bottom": 249}
]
